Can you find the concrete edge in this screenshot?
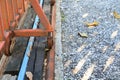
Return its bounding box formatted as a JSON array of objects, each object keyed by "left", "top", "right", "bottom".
[{"left": 55, "top": 0, "right": 64, "bottom": 80}]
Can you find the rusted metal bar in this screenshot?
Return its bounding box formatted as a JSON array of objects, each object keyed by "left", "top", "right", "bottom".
[
  {"left": 6, "top": 0, "right": 14, "bottom": 24},
  {"left": 12, "top": 0, "right": 20, "bottom": 26},
  {"left": 51, "top": 2, "right": 56, "bottom": 31},
  {"left": 46, "top": 45, "right": 55, "bottom": 80},
  {"left": 0, "top": 14, "right": 4, "bottom": 41},
  {"left": 0, "top": 28, "right": 3, "bottom": 41},
  {"left": 24, "top": 0, "right": 29, "bottom": 10},
  {"left": 46, "top": 2, "right": 56, "bottom": 80},
  {"left": 0, "top": 41, "right": 5, "bottom": 55},
  {"left": 6, "top": 0, "right": 16, "bottom": 29},
  {"left": 17, "top": 0, "right": 24, "bottom": 15},
  {"left": 21, "top": 0, "right": 25, "bottom": 12},
  {"left": 0, "top": 31, "right": 13, "bottom": 56},
  {"left": 13, "top": 29, "right": 53, "bottom": 37},
  {"left": 12, "top": 0, "right": 18, "bottom": 17},
  {"left": 47, "top": 1, "right": 56, "bottom": 48},
  {"left": 30, "top": 0, "right": 53, "bottom": 30},
  {"left": 0, "top": 0, "right": 9, "bottom": 30},
  {"left": 4, "top": 32, "right": 11, "bottom": 56}
]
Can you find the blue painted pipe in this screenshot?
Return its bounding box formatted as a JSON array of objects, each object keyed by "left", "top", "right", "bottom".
[{"left": 17, "top": 0, "right": 44, "bottom": 80}]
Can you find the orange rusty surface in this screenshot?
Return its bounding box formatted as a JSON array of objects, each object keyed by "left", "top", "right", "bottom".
[
  {"left": 47, "top": 1, "right": 56, "bottom": 48},
  {"left": 17, "top": 0, "right": 24, "bottom": 14},
  {"left": 10, "top": 21, "right": 16, "bottom": 29},
  {"left": 12, "top": 0, "right": 18, "bottom": 17},
  {"left": 46, "top": 45, "right": 55, "bottom": 80},
  {"left": 6, "top": 0, "right": 14, "bottom": 27},
  {"left": 13, "top": 29, "right": 52, "bottom": 37},
  {"left": 0, "top": 0, "right": 29, "bottom": 55},
  {"left": 51, "top": 3, "right": 56, "bottom": 31},
  {"left": 30, "top": 0, "right": 53, "bottom": 30},
  {"left": 46, "top": 2, "right": 56, "bottom": 80},
  {"left": 24, "top": 0, "right": 29, "bottom": 10},
  {"left": 4, "top": 32, "right": 11, "bottom": 56},
  {"left": 0, "top": 21, "right": 4, "bottom": 41},
  {"left": 0, "top": 41, "right": 5, "bottom": 55},
  {"left": 0, "top": 13, "right": 4, "bottom": 41},
  {"left": 47, "top": 37, "right": 53, "bottom": 49},
  {"left": 0, "top": 0, "right": 9, "bottom": 30},
  {"left": 0, "top": 32, "right": 13, "bottom": 56}
]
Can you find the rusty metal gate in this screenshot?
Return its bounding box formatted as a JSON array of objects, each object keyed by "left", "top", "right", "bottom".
[
  {"left": 0, "top": 0, "right": 55, "bottom": 57},
  {"left": 0, "top": 0, "right": 30, "bottom": 56}
]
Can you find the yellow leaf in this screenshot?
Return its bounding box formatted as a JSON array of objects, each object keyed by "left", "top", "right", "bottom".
[
  {"left": 85, "top": 21, "right": 99, "bottom": 27},
  {"left": 78, "top": 32, "right": 88, "bottom": 38},
  {"left": 81, "top": 64, "right": 96, "bottom": 80},
  {"left": 113, "top": 11, "right": 120, "bottom": 19}
]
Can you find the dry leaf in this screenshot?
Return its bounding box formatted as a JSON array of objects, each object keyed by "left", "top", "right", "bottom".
[
  {"left": 113, "top": 11, "right": 120, "bottom": 19},
  {"left": 78, "top": 32, "right": 88, "bottom": 38},
  {"left": 64, "top": 60, "right": 72, "bottom": 67},
  {"left": 103, "top": 56, "right": 115, "bottom": 72},
  {"left": 73, "top": 59, "right": 86, "bottom": 74},
  {"left": 81, "top": 64, "right": 96, "bottom": 80},
  {"left": 102, "top": 46, "right": 108, "bottom": 53},
  {"left": 114, "top": 42, "right": 120, "bottom": 51},
  {"left": 77, "top": 44, "right": 86, "bottom": 52},
  {"left": 73, "top": 52, "right": 92, "bottom": 74},
  {"left": 26, "top": 71, "right": 33, "bottom": 80},
  {"left": 85, "top": 21, "right": 99, "bottom": 27}
]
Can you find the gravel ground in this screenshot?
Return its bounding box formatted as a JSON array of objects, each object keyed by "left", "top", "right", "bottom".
[{"left": 61, "top": 0, "right": 120, "bottom": 80}]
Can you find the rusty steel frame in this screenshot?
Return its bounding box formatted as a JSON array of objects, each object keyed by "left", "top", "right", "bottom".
[
  {"left": 46, "top": 0, "right": 56, "bottom": 80},
  {"left": 46, "top": 45, "right": 55, "bottom": 80},
  {"left": 0, "top": 0, "right": 53, "bottom": 56}
]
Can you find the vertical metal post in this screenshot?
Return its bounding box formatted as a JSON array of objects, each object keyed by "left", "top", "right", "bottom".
[
  {"left": 12, "top": 0, "right": 19, "bottom": 26},
  {"left": 0, "top": 0, "right": 9, "bottom": 30},
  {"left": 0, "top": 18, "right": 4, "bottom": 41},
  {"left": 0, "top": 4, "right": 4, "bottom": 41},
  {"left": 6, "top": 0, "right": 15, "bottom": 29},
  {"left": 21, "top": 0, "right": 25, "bottom": 12}
]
